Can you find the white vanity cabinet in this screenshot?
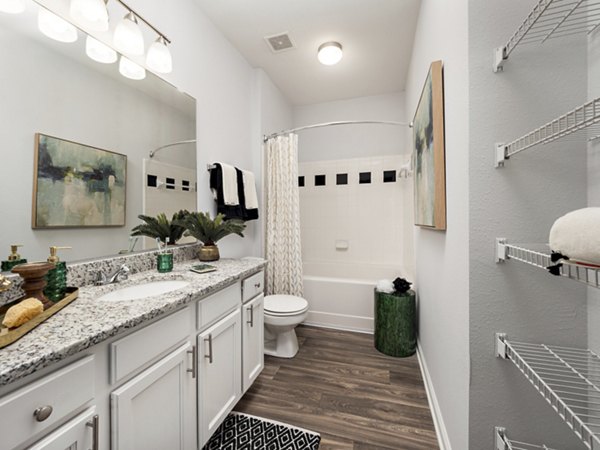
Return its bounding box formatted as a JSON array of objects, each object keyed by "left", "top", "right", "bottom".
[
  {"left": 111, "top": 342, "right": 196, "bottom": 450},
  {"left": 242, "top": 293, "right": 264, "bottom": 393},
  {"left": 29, "top": 407, "right": 98, "bottom": 450},
  {"left": 197, "top": 309, "right": 242, "bottom": 445}
]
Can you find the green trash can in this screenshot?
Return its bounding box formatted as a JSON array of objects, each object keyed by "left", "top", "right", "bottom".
[{"left": 374, "top": 289, "right": 416, "bottom": 357}]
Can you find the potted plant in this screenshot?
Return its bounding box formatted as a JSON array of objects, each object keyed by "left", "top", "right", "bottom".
[
  {"left": 176, "top": 211, "right": 245, "bottom": 261},
  {"left": 130, "top": 210, "right": 189, "bottom": 245}
]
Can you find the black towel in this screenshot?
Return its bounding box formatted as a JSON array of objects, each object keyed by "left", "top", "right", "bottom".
[{"left": 209, "top": 164, "right": 259, "bottom": 221}]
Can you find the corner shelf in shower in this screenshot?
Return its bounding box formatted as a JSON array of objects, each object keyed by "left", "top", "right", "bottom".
[
  {"left": 495, "top": 238, "right": 600, "bottom": 289},
  {"left": 495, "top": 426, "right": 558, "bottom": 450},
  {"left": 493, "top": 0, "right": 600, "bottom": 73},
  {"left": 494, "top": 97, "right": 600, "bottom": 167},
  {"left": 496, "top": 333, "right": 600, "bottom": 450}
]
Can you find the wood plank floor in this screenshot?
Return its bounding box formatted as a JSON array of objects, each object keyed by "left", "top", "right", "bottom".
[{"left": 235, "top": 325, "right": 439, "bottom": 450}]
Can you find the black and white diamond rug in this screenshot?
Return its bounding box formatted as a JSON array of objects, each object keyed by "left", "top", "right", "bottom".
[{"left": 202, "top": 412, "right": 321, "bottom": 450}]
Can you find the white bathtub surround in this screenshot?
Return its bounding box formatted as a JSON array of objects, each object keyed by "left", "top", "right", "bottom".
[{"left": 265, "top": 134, "right": 303, "bottom": 296}]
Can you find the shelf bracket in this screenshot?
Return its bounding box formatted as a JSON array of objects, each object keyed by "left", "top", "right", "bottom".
[
  {"left": 493, "top": 47, "right": 507, "bottom": 73},
  {"left": 496, "top": 333, "right": 508, "bottom": 359},
  {"left": 495, "top": 427, "right": 507, "bottom": 450},
  {"left": 496, "top": 238, "right": 508, "bottom": 263},
  {"left": 495, "top": 143, "right": 507, "bottom": 168}
]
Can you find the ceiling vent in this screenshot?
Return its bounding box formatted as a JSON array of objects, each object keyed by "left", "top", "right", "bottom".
[{"left": 264, "top": 32, "right": 295, "bottom": 53}]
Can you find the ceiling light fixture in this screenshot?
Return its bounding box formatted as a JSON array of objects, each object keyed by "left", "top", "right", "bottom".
[
  {"left": 0, "top": 0, "right": 25, "bottom": 14},
  {"left": 146, "top": 36, "right": 172, "bottom": 73},
  {"left": 38, "top": 8, "right": 78, "bottom": 43},
  {"left": 70, "top": 0, "right": 109, "bottom": 31},
  {"left": 119, "top": 55, "right": 145, "bottom": 80},
  {"left": 318, "top": 41, "right": 343, "bottom": 66},
  {"left": 86, "top": 35, "right": 117, "bottom": 64},
  {"left": 114, "top": 11, "right": 144, "bottom": 55}
]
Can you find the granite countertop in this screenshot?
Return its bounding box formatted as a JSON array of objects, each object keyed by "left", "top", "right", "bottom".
[{"left": 0, "top": 258, "right": 266, "bottom": 386}]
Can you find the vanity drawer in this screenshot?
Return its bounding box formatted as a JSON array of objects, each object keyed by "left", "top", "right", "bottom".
[
  {"left": 0, "top": 356, "right": 95, "bottom": 450},
  {"left": 110, "top": 307, "right": 190, "bottom": 384},
  {"left": 242, "top": 271, "right": 264, "bottom": 303},
  {"left": 197, "top": 282, "right": 241, "bottom": 330}
]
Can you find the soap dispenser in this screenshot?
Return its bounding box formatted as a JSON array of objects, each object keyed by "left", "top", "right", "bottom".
[
  {"left": 1, "top": 245, "right": 27, "bottom": 272},
  {"left": 44, "top": 246, "right": 71, "bottom": 302}
]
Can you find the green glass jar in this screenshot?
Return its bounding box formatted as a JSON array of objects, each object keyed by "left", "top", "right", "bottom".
[
  {"left": 157, "top": 253, "right": 173, "bottom": 273},
  {"left": 374, "top": 289, "right": 416, "bottom": 357},
  {"left": 45, "top": 261, "right": 67, "bottom": 302}
]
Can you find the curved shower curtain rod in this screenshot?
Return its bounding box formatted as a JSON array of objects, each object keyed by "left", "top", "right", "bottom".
[
  {"left": 149, "top": 139, "right": 197, "bottom": 158},
  {"left": 263, "top": 120, "right": 413, "bottom": 142}
]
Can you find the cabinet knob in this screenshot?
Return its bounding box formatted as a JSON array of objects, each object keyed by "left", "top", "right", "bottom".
[
  {"left": 33, "top": 405, "right": 53, "bottom": 422},
  {"left": 254, "top": 282, "right": 261, "bottom": 289}
]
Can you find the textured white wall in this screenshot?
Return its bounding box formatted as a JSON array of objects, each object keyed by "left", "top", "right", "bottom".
[
  {"left": 404, "top": 0, "right": 470, "bottom": 448},
  {"left": 293, "top": 93, "right": 408, "bottom": 162},
  {"left": 468, "top": 1, "right": 588, "bottom": 448}
]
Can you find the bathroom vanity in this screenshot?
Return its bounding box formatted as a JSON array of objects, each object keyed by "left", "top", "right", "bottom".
[{"left": 0, "top": 258, "right": 266, "bottom": 450}]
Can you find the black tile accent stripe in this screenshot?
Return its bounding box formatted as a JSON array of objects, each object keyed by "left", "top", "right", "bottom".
[
  {"left": 359, "top": 172, "right": 371, "bottom": 184},
  {"left": 298, "top": 176, "right": 305, "bottom": 187},
  {"left": 315, "top": 175, "right": 326, "bottom": 186},
  {"left": 336, "top": 173, "right": 348, "bottom": 185},
  {"left": 383, "top": 170, "right": 396, "bottom": 183}
]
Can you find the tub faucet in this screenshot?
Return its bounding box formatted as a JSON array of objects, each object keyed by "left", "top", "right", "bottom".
[{"left": 95, "top": 264, "right": 130, "bottom": 286}]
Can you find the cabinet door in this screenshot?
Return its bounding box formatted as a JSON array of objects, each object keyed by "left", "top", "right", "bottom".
[
  {"left": 197, "top": 309, "right": 241, "bottom": 447},
  {"left": 242, "top": 294, "right": 264, "bottom": 393},
  {"left": 111, "top": 342, "right": 195, "bottom": 450},
  {"left": 29, "top": 407, "right": 98, "bottom": 450}
]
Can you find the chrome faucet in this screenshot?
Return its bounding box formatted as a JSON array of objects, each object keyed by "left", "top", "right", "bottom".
[{"left": 95, "top": 264, "right": 130, "bottom": 286}]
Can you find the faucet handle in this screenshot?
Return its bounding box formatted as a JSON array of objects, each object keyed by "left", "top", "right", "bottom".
[{"left": 94, "top": 271, "right": 107, "bottom": 286}]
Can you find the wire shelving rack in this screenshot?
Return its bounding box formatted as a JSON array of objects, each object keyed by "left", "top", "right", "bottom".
[
  {"left": 495, "top": 427, "right": 557, "bottom": 450},
  {"left": 494, "top": 98, "right": 600, "bottom": 167},
  {"left": 495, "top": 239, "right": 600, "bottom": 289},
  {"left": 493, "top": 0, "right": 600, "bottom": 72},
  {"left": 496, "top": 334, "right": 600, "bottom": 450}
]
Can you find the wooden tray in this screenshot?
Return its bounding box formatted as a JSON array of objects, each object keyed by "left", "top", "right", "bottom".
[{"left": 0, "top": 287, "right": 79, "bottom": 349}]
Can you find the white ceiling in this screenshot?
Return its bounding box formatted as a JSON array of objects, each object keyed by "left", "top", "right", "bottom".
[{"left": 195, "top": 0, "right": 421, "bottom": 105}]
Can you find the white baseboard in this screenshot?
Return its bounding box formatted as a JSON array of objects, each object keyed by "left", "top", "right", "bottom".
[
  {"left": 416, "top": 340, "right": 451, "bottom": 450},
  {"left": 304, "top": 310, "right": 373, "bottom": 334}
]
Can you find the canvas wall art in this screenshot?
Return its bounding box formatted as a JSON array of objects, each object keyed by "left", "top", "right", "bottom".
[
  {"left": 32, "top": 134, "right": 127, "bottom": 228},
  {"left": 413, "top": 60, "right": 446, "bottom": 230}
]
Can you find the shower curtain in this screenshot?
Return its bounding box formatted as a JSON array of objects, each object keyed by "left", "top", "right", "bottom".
[{"left": 265, "top": 134, "right": 303, "bottom": 296}]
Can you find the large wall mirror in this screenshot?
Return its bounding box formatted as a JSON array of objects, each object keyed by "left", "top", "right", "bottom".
[{"left": 0, "top": 0, "right": 197, "bottom": 264}]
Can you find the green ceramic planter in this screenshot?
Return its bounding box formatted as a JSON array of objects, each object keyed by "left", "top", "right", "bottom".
[{"left": 374, "top": 289, "right": 416, "bottom": 357}]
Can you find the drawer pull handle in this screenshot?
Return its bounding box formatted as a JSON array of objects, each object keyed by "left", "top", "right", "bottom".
[
  {"left": 33, "top": 405, "right": 53, "bottom": 422},
  {"left": 254, "top": 282, "right": 261, "bottom": 289},
  {"left": 86, "top": 414, "right": 99, "bottom": 450},
  {"left": 187, "top": 345, "right": 197, "bottom": 378},
  {"left": 247, "top": 305, "right": 254, "bottom": 327},
  {"left": 204, "top": 334, "right": 213, "bottom": 364}
]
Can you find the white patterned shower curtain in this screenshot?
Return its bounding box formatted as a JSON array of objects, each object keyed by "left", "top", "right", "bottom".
[{"left": 265, "top": 134, "right": 303, "bottom": 296}]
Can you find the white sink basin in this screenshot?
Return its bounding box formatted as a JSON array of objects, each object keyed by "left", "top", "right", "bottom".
[{"left": 98, "top": 280, "right": 190, "bottom": 302}]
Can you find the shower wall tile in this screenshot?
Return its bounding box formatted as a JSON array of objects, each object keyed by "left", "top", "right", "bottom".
[{"left": 299, "top": 155, "right": 410, "bottom": 269}]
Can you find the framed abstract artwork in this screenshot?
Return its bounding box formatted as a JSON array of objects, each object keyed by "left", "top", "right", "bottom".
[
  {"left": 32, "top": 133, "right": 127, "bottom": 228},
  {"left": 413, "top": 60, "right": 446, "bottom": 230}
]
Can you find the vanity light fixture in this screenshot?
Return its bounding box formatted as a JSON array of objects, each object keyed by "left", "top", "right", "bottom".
[
  {"left": 317, "top": 41, "right": 343, "bottom": 66},
  {"left": 146, "top": 36, "right": 172, "bottom": 73},
  {"left": 86, "top": 35, "right": 117, "bottom": 63},
  {"left": 0, "top": 0, "right": 25, "bottom": 14},
  {"left": 38, "top": 7, "right": 78, "bottom": 43},
  {"left": 114, "top": 11, "right": 144, "bottom": 55},
  {"left": 70, "top": 0, "right": 108, "bottom": 31},
  {"left": 119, "top": 55, "right": 146, "bottom": 80}
]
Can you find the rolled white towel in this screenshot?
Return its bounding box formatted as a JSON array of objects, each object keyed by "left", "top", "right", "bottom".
[
  {"left": 549, "top": 207, "right": 600, "bottom": 266},
  {"left": 241, "top": 169, "right": 259, "bottom": 210}
]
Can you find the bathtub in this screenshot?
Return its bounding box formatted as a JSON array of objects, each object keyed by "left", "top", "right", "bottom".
[{"left": 302, "top": 261, "right": 406, "bottom": 333}]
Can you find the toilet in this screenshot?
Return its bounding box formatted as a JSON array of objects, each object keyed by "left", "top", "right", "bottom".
[{"left": 264, "top": 294, "right": 309, "bottom": 358}]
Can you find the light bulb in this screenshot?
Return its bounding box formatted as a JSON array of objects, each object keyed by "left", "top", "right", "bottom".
[
  {"left": 86, "top": 35, "right": 117, "bottom": 64},
  {"left": 70, "top": 0, "right": 108, "bottom": 31},
  {"left": 114, "top": 12, "right": 144, "bottom": 55},
  {"left": 119, "top": 56, "right": 145, "bottom": 80},
  {"left": 318, "top": 42, "right": 343, "bottom": 66},
  {"left": 146, "top": 36, "right": 172, "bottom": 73},
  {"left": 38, "top": 8, "right": 78, "bottom": 43},
  {"left": 0, "top": 0, "right": 25, "bottom": 14}
]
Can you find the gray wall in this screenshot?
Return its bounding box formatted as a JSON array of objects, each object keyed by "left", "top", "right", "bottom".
[
  {"left": 468, "top": 0, "right": 588, "bottom": 448},
  {"left": 404, "top": 0, "right": 470, "bottom": 448}
]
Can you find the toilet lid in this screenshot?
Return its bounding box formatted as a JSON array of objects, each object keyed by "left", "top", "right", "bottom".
[{"left": 264, "top": 295, "right": 308, "bottom": 314}]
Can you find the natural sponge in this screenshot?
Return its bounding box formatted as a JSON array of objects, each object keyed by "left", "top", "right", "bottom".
[
  {"left": 2, "top": 298, "right": 44, "bottom": 328},
  {"left": 549, "top": 207, "right": 600, "bottom": 266}
]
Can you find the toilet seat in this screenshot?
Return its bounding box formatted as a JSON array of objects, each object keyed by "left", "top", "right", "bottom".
[{"left": 264, "top": 295, "right": 308, "bottom": 316}]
